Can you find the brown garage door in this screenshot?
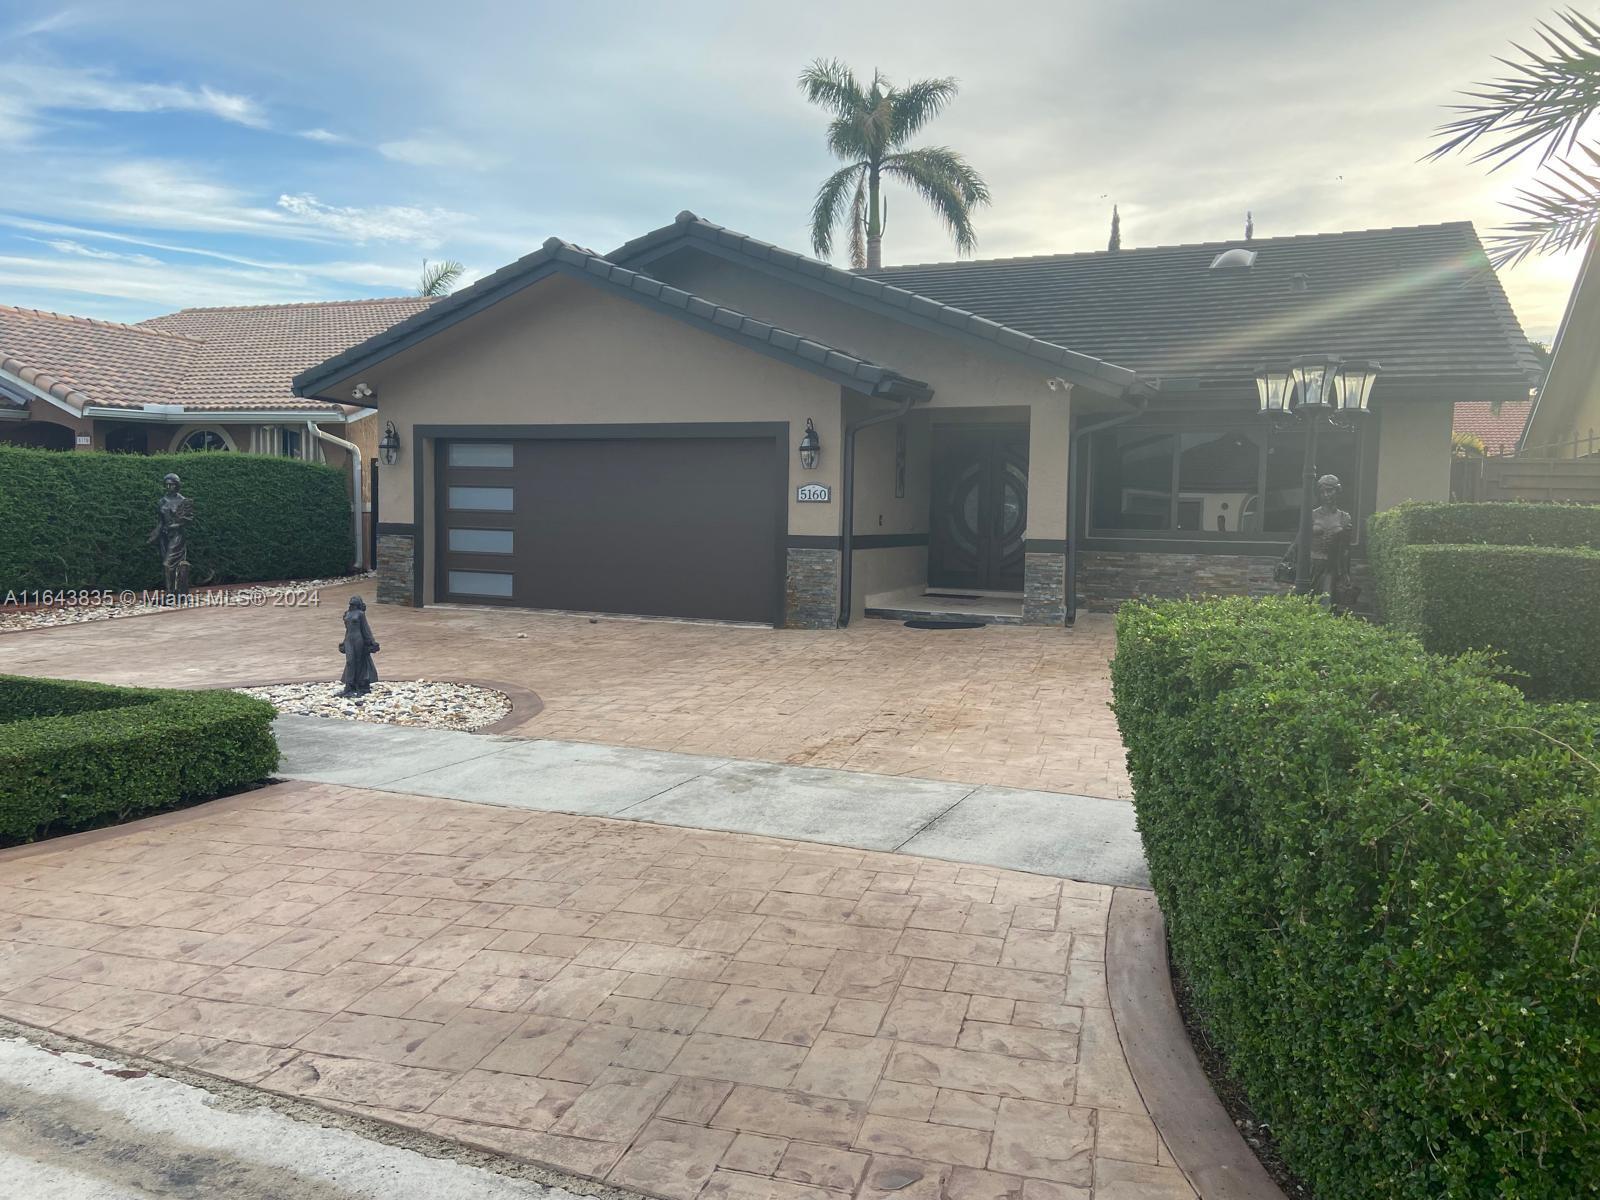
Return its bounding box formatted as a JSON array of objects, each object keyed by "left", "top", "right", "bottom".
[{"left": 436, "top": 432, "right": 783, "bottom": 623}]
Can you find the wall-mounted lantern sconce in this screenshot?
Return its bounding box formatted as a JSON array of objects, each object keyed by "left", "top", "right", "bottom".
[
  {"left": 379, "top": 421, "right": 402, "bottom": 466},
  {"left": 798, "top": 418, "right": 821, "bottom": 470}
]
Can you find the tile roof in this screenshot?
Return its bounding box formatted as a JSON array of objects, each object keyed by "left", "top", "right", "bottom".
[
  {"left": 295, "top": 238, "right": 932, "bottom": 400},
  {"left": 1453, "top": 399, "right": 1534, "bottom": 456},
  {"left": 0, "top": 297, "right": 434, "bottom": 415},
  {"left": 609, "top": 212, "right": 1144, "bottom": 396},
  {"left": 862, "top": 222, "right": 1541, "bottom": 390}
]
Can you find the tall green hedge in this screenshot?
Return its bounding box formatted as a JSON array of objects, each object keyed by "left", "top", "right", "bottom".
[
  {"left": 1111, "top": 597, "right": 1599, "bottom": 1200},
  {"left": 0, "top": 445, "right": 352, "bottom": 593},
  {"left": 1369, "top": 501, "right": 1600, "bottom": 699},
  {"left": 0, "top": 674, "right": 279, "bottom": 844}
]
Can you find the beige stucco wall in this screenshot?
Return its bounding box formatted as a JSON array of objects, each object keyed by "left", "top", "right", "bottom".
[
  {"left": 309, "top": 273, "right": 845, "bottom": 552},
  {"left": 1374, "top": 396, "right": 1453, "bottom": 511},
  {"left": 647, "top": 251, "right": 1074, "bottom": 542}
]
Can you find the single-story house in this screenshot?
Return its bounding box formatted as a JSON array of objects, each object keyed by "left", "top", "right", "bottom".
[
  {"left": 1523, "top": 231, "right": 1599, "bottom": 456},
  {"left": 289, "top": 212, "right": 1538, "bottom": 629},
  {"left": 0, "top": 297, "right": 433, "bottom": 453}
]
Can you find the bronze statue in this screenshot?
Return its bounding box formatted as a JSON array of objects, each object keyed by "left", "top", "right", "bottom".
[
  {"left": 1276, "top": 474, "right": 1358, "bottom": 612},
  {"left": 339, "top": 596, "right": 380, "bottom": 696},
  {"left": 146, "top": 473, "right": 194, "bottom": 596}
]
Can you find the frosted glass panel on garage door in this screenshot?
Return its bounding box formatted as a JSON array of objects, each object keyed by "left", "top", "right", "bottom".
[
  {"left": 448, "top": 486, "right": 514, "bottom": 511},
  {"left": 448, "top": 570, "right": 514, "bottom": 597},
  {"left": 448, "top": 527, "right": 514, "bottom": 554},
  {"left": 448, "top": 442, "right": 514, "bottom": 468}
]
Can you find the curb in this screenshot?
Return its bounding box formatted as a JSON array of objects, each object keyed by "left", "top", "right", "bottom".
[{"left": 1106, "top": 887, "right": 1287, "bottom": 1199}]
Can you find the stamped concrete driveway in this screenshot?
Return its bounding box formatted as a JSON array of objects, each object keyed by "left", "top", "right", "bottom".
[
  {"left": 0, "top": 782, "right": 1192, "bottom": 1199},
  {"left": 0, "top": 584, "right": 1129, "bottom": 799}
]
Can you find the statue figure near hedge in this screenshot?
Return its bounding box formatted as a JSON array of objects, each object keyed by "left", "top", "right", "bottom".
[
  {"left": 338, "top": 595, "right": 380, "bottom": 696},
  {"left": 1275, "top": 473, "right": 1358, "bottom": 612},
  {"left": 146, "top": 473, "right": 194, "bottom": 597}
]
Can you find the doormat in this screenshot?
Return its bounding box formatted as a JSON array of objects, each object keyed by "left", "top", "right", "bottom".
[
  {"left": 904, "top": 619, "right": 986, "bottom": 630},
  {"left": 924, "top": 592, "right": 982, "bottom": 601}
]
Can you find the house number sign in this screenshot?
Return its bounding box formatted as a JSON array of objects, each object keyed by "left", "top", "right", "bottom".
[{"left": 796, "top": 483, "right": 832, "bottom": 502}]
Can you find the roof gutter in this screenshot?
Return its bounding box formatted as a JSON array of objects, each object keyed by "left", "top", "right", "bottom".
[{"left": 80, "top": 406, "right": 350, "bottom": 423}]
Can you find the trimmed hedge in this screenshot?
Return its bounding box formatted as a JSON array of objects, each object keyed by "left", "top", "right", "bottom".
[
  {"left": 0, "top": 674, "right": 279, "bottom": 844},
  {"left": 1111, "top": 597, "right": 1599, "bottom": 1200},
  {"left": 0, "top": 444, "right": 352, "bottom": 594},
  {"left": 1369, "top": 501, "right": 1600, "bottom": 699}
]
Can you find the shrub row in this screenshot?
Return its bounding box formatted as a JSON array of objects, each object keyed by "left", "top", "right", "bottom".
[
  {"left": 0, "top": 445, "right": 352, "bottom": 594},
  {"left": 1369, "top": 499, "right": 1600, "bottom": 555},
  {"left": 1111, "top": 597, "right": 1599, "bottom": 1200},
  {"left": 1376, "top": 543, "right": 1600, "bottom": 699},
  {"left": 0, "top": 674, "right": 279, "bottom": 844}
]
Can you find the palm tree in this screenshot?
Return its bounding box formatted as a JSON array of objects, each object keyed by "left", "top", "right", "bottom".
[
  {"left": 1428, "top": 9, "right": 1600, "bottom": 265},
  {"left": 418, "top": 259, "right": 464, "bottom": 297},
  {"left": 799, "top": 60, "right": 990, "bottom": 269}
]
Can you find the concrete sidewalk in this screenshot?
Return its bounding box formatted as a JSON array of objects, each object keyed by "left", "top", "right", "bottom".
[{"left": 274, "top": 716, "right": 1150, "bottom": 888}]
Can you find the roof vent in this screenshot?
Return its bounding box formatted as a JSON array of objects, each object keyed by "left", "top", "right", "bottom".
[
  {"left": 1289, "top": 271, "right": 1310, "bottom": 293},
  {"left": 1209, "top": 248, "right": 1256, "bottom": 269}
]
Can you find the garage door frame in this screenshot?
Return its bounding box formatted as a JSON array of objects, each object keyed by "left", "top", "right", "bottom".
[{"left": 416, "top": 421, "right": 791, "bottom": 624}]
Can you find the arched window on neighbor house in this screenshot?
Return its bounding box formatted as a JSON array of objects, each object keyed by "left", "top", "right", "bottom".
[{"left": 172, "top": 426, "right": 234, "bottom": 453}]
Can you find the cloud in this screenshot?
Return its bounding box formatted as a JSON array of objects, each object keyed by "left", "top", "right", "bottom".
[
  {"left": 299, "top": 127, "right": 348, "bottom": 144},
  {"left": 275, "top": 193, "right": 463, "bottom": 245},
  {"left": 30, "top": 237, "right": 162, "bottom": 267},
  {"left": 378, "top": 137, "right": 497, "bottom": 171},
  {"left": 0, "top": 62, "right": 268, "bottom": 141}
]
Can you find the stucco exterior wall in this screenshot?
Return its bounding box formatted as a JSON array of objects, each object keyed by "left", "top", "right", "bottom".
[
  {"left": 645, "top": 251, "right": 1074, "bottom": 541},
  {"left": 1374, "top": 397, "right": 1453, "bottom": 511},
  {"left": 324, "top": 274, "right": 844, "bottom": 549}
]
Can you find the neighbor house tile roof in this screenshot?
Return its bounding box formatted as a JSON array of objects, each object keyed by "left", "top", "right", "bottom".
[
  {"left": 1453, "top": 399, "right": 1534, "bottom": 455},
  {"left": 862, "top": 222, "right": 1541, "bottom": 391},
  {"left": 296, "top": 238, "right": 932, "bottom": 400},
  {"left": 0, "top": 297, "right": 435, "bottom": 415},
  {"left": 608, "top": 212, "right": 1145, "bottom": 397}
]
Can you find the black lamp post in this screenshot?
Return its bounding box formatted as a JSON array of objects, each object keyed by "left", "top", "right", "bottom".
[{"left": 1256, "top": 356, "right": 1379, "bottom": 593}]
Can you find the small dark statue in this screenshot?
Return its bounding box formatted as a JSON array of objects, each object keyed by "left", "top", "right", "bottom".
[
  {"left": 338, "top": 596, "right": 380, "bottom": 696},
  {"left": 1275, "top": 473, "right": 1359, "bottom": 612},
  {"left": 146, "top": 472, "right": 194, "bottom": 596}
]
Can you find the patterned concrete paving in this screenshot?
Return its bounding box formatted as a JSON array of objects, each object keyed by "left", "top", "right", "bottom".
[
  {"left": 0, "top": 782, "right": 1192, "bottom": 1199},
  {"left": 0, "top": 583, "right": 1130, "bottom": 799}
]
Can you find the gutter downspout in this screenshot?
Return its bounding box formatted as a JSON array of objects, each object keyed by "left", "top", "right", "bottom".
[
  {"left": 839, "top": 390, "right": 919, "bottom": 627},
  {"left": 308, "top": 421, "right": 364, "bottom": 572},
  {"left": 1066, "top": 396, "right": 1147, "bottom": 625}
]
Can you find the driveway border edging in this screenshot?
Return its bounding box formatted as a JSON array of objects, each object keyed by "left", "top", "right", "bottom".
[{"left": 1106, "top": 887, "right": 1287, "bottom": 1200}]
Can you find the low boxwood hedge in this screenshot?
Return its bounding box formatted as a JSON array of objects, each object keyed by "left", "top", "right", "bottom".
[
  {"left": 0, "top": 674, "right": 279, "bottom": 844},
  {"left": 1369, "top": 501, "right": 1600, "bottom": 699},
  {"left": 0, "top": 444, "right": 352, "bottom": 594},
  {"left": 1112, "top": 597, "right": 1598, "bottom": 1200}
]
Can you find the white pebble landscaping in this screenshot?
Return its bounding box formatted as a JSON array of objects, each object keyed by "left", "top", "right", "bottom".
[{"left": 236, "top": 680, "right": 512, "bottom": 732}]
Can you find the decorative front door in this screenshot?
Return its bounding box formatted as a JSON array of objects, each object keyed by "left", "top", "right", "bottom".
[{"left": 928, "top": 424, "right": 1029, "bottom": 591}]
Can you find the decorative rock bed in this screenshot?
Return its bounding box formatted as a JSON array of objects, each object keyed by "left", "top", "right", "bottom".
[
  {"left": 235, "top": 679, "right": 512, "bottom": 732},
  {"left": 0, "top": 576, "right": 370, "bottom": 633}
]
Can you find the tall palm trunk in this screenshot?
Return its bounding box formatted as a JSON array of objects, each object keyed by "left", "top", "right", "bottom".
[{"left": 866, "top": 162, "right": 883, "bottom": 269}]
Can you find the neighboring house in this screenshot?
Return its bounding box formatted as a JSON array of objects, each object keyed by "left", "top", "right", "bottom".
[
  {"left": 1453, "top": 398, "right": 1534, "bottom": 456},
  {"left": 0, "top": 297, "right": 433, "bottom": 458},
  {"left": 282, "top": 213, "right": 1534, "bottom": 629},
  {"left": 1523, "top": 232, "right": 1600, "bottom": 456}
]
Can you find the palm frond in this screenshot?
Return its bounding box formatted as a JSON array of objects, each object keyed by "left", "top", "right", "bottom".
[
  {"left": 1429, "top": 8, "right": 1600, "bottom": 168},
  {"left": 798, "top": 58, "right": 866, "bottom": 117},
  {"left": 418, "top": 259, "right": 464, "bottom": 297},
  {"left": 825, "top": 112, "right": 876, "bottom": 161},
  {"left": 848, "top": 176, "right": 868, "bottom": 269},
  {"left": 888, "top": 76, "right": 959, "bottom": 144},
  {"left": 809, "top": 161, "right": 867, "bottom": 259},
  {"left": 882, "top": 148, "right": 989, "bottom": 254},
  {"left": 1486, "top": 142, "right": 1600, "bottom": 265}
]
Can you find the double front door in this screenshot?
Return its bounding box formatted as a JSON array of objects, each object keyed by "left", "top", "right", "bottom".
[{"left": 928, "top": 423, "right": 1029, "bottom": 592}]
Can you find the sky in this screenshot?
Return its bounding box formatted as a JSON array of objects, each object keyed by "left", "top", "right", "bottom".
[{"left": 0, "top": 0, "right": 1587, "bottom": 339}]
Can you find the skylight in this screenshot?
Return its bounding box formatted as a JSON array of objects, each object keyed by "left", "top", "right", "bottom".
[{"left": 1209, "top": 248, "right": 1257, "bottom": 269}]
